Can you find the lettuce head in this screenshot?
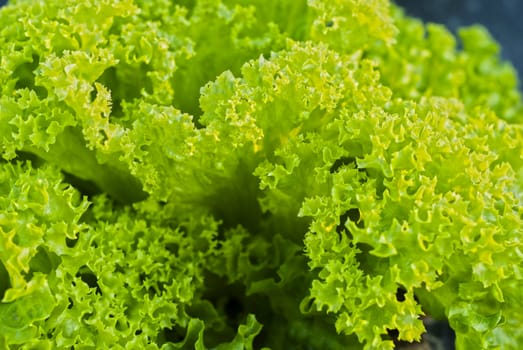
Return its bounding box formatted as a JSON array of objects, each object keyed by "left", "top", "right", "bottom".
[{"left": 0, "top": 0, "right": 522, "bottom": 349}]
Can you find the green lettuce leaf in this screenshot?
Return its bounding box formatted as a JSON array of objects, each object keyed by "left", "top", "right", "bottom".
[{"left": 1, "top": 0, "right": 522, "bottom": 349}]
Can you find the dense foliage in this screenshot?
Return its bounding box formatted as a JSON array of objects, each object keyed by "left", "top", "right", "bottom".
[{"left": 1, "top": 0, "right": 522, "bottom": 349}]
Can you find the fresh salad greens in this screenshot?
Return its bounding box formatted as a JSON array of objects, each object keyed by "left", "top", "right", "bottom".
[{"left": 0, "top": 0, "right": 522, "bottom": 349}]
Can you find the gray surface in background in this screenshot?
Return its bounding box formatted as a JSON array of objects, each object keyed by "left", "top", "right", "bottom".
[{"left": 396, "top": 0, "right": 523, "bottom": 87}]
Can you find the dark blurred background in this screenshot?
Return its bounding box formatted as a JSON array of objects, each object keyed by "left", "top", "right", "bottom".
[
  {"left": 0, "top": 0, "right": 521, "bottom": 85},
  {"left": 395, "top": 0, "right": 523, "bottom": 87}
]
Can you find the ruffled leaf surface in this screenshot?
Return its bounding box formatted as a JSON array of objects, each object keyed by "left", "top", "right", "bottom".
[{"left": 1, "top": 0, "right": 522, "bottom": 349}]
